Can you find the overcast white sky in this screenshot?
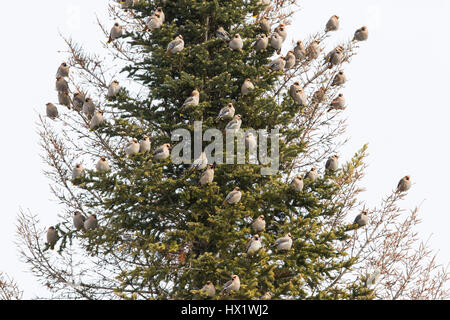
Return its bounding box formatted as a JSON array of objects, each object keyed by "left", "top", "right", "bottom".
[{"left": 0, "top": 0, "right": 449, "bottom": 298}]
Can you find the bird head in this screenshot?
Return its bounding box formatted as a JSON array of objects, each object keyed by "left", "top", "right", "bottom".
[
  {"left": 132, "top": 138, "right": 138, "bottom": 143},
  {"left": 254, "top": 235, "right": 260, "bottom": 240},
  {"left": 296, "top": 40, "right": 303, "bottom": 46},
  {"left": 405, "top": 176, "right": 410, "bottom": 180},
  {"left": 61, "top": 62, "right": 67, "bottom": 67},
  {"left": 234, "top": 187, "right": 240, "bottom": 191},
  {"left": 114, "top": 22, "right": 120, "bottom": 27},
  {"left": 100, "top": 156, "right": 106, "bottom": 161},
  {"left": 165, "top": 143, "right": 171, "bottom": 149}
]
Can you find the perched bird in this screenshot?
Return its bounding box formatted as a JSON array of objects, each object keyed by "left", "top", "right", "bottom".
[
  {"left": 58, "top": 92, "right": 71, "bottom": 109},
  {"left": 246, "top": 234, "right": 262, "bottom": 254},
  {"left": 245, "top": 132, "right": 257, "bottom": 152},
  {"left": 223, "top": 187, "right": 242, "bottom": 205},
  {"left": 312, "top": 86, "right": 326, "bottom": 104},
  {"left": 366, "top": 268, "right": 381, "bottom": 288},
  {"left": 331, "top": 70, "right": 346, "bottom": 86},
  {"left": 216, "top": 26, "right": 230, "bottom": 41},
  {"left": 289, "top": 81, "right": 302, "bottom": 98},
  {"left": 328, "top": 93, "right": 346, "bottom": 112},
  {"left": 96, "top": 156, "right": 110, "bottom": 172},
  {"left": 284, "top": 50, "right": 296, "bottom": 70},
  {"left": 259, "top": 17, "right": 271, "bottom": 33},
  {"left": 125, "top": 138, "right": 140, "bottom": 156},
  {"left": 56, "top": 62, "right": 69, "bottom": 78},
  {"left": 139, "top": 136, "right": 151, "bottom": 153},
  {"left": 72, "top": 163, "right": 85, "bottom": 180},
  {"left": 46, "top": 227, "right": 58, "bottom": 250},
  {"left": 241, "top": 78, "right": 255, "bottom": 96},
  {"left": 84, "top": 214, "right": 98, "bottom": 230},
  {"left": 166, "top": 35, "right": 184, "bottom": 54},
  {"left": 190, "top": 152, "right": 208, "bottom": 171},
  {"left": 353, "top": 26, "right": 369, "bottom": 42},
  {"left": 270, "top": 32, "right": 283, "bottom": 53},
  {"left": 90, "top": 110, "right": 104, "bottom": 129},
  {"left": 354, "top": 210, "right": 369, "bottom": 227},
  {"left": 107, "top": 80, "right": 121, "bottom": 98},
  {"left": 294, "top": 40, "right": 306, "bottom": 61},
  {"left": 229, "top": 34, "right": 243, "bottom": 51},
  {"left": 108, "top": 22, "right": 123, "bottom": 43},
  {"left": 291, "top": 175, "right": 304, "bottom": 192},
  {"left": 253, "top": 34, "right": 268, "bottom": 51},
  {"left": 261, "top": 292, "right": 272, "bottom": 300},
  {"left": 224, "top": 114, "right": 242, "bottom": 134},
  {"left": 325, "top": 155, "right": 339, "bottom": 171},
  {"left": 397, "top": 176, "right": 412, "bottom": 192},
  {"left": 182, "top": 89, "right": 200, "bottom": 109},
  {"left": 306, "top": 40, "right": 321, "bottom": 60},
  {"left": 292, "top": 88, "right": 307, "bottom": 106},
  {"left": 73, "top": 212, "right": 86, "bottom": 230},
  {"left": 72, "top": 92, "right": 85, "bottom": 111},
  {"left": 273, "top": 233, "right": 293, "bottom": 251},
  {"left": 325, "top": 15, "right": 340, "bottom": 32},
  {"left": 199, "top": 164, "right": 214, "bottom": 185},
  {"left": 82, "top": 98, "right": 96, "bottom": 117},
  {"left": 154, "top": 7, "right": 165, "bottom": 23},
  {"left": 222, "top": 275, "right": 240, "bottom": 294},
  {"left": 146, "top": 13, "right": 163, "bottom": 31},
  {"left": 305, "top": 167, "right": 318, "bottom": 181},
  {"left": 267, "top": 56, "right": 285, "bottom": 71},
  {"left": 201, "top": 281, "right": 216, "bottom": 298},
  {"left": 55, "top": 76, "right": 69, "bottom": 93},
  {"left": 324, "top": 45, "right": 344, "bottom": 67},
  {"left": 251, "top": 215, "right": 266, "bottom": 233},
  {"left": 153, "top": 143, "right": 171, "bottom": 161},
  {"left": 46, "top": 103, "right": 58, "bottom": 119},
  {"left": 275, "top": 23, "right": 287, "bottom": 42},
  {"left": 215, "top": 103, "right": 235, "bottom": 121}
]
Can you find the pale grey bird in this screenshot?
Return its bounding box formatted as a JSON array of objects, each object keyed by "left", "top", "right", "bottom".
[
  {"left": 325, "top": 15, "right": 340, "bottom": 32},
  {"left": 332, "top": 70, "right": 346, "bottom": 86},
  {"left": 289, "top": 81, "right": 302, "bottom": 98},
  {"left": 312, "top": 86, "right": 326, "bottom": 104},
  {"left": 397, "top": 176, "right": 412, "bottom": 192},
  {"left": 305, "top": 167, "right": 318, "bottom": 181},
  {"left": 201, "top": 281, "right": 216, "bottom": 298},
  {"left": 267, "top": 56, "right": 285, "bottom": 71},
  {"left": 354, "top": 210, "right": 369, "bottom": 227},
  {"left": 366, "top": 268, "right": 381, "bottom": 288},
  {"left": 251, "top": 215, "right": 266, "bottom": 233},
  {"left": 96, "top": 156, "right": 110, "bottom": 172},
  {"left": 55, "top": 76, "right": 69, "bottom": 93},
  {"left": 153, "top": 143, "right": 171, "bottom": 161},
  {"left": 190, "top": 152, "right": 208, "bottom": 171},
  {"left": 224, "top": 114, "right": 242, "bottom": 133},
  {"left": 273, "top": 233, "right": 293, "bottom": 251},
  {"left": 306, "top": 40, "right": 321, "bottom": 60},
  {"left": 107, "top": 80, "right": 121, "bottom": 98},
  {"left": 229, "top": 34, "right": 243, "bottom": 51},
  {"left": 108, "top": 22, "right": 123, "bottom": 43},
  {"left": 291, "top": 175, "right": 304, "bottom": 192},
  {"left": 294, "top": 40, "right": 306, "bottom": 61},
  {"left": 245, "top": 132, "right": 257, "bottom": 152},
  {"left": 270, "top": 32, "right": 283, "bottom": 53},
  {"left": 324, "top": 45, "right": 344, "bottom": 67},
  {"left": 72, "top": 92, "right": 85, "bottom": 111},
  {"left": 154, "top": 7, "right": 165, "bottom": 23},
  {"left": 259, "top": 17, "right": 271, "bottom": 33},
  {"left": 46, "top": 103, "right": 58, "bottom": 119},
  {"left": 90, "top": 110, "right": 104, "bottom": 129},
  {"left": 182, "top": 89, "right": 200, "bottom": 109},
  {"left": 223, "top": 187, "right": 242, "bottom": 205},
  {"left": 72, "top": 163, "right": 85, "bottom": 180},
  {"left": 261, "top": 292, "right": 272, "bottom": 300},
  {"left": 125, "top": 138, "right": 140, "bottom": 156},
  {"left": 353, "top": 26, "right": 369, "bottom": 42},
  {"left": 121, "top": 0, "right": 138, "bottom": 9},
  {"left": 56, "top": 62, "right": 69, "bottom": 78},
  {"left": 58, "top": 92, "right": 71, "bottom": 109},
  {"left": 199, "top": 164, "right": 214, "bottom": 185},
  {"left": 146, "top": 13, "right": 163, "bottom": 31},
  {"left": 139, "top": 136, "right": 151, "bottom": 153},
  {"left": 292, "top": 88, "right": 307, "bottom": 106},
  {"left": 46, "top": 226, "right": 58, "bottom": 250},
  {"left": 73, "top": 212, "right": 86, "bottom": 230},
  {"left": 82, "top": 98, "right": 96, "bottom": 117},
  {"left": 325, "top": 155, "right": 339, "bottom": 171},
  {"left": 222, "top": 275, "right": 240, "bottom": 294},
  {"left": 284, "top": 50, "right": 296, "bottom": 70},
  {"left": 216, "top": 26, "right": 230, "bottom": 41},
  {"left": 84, "top": 214, "right": 98, "bottom": 230},
  {"left": 215, "top": 103, "right": 235, "bottom": 121},
  {"left": 253, "top": 34, "right": 268, "bottom": 51},
  {"left": 166, "top": 35, "right": 184, "bottom": 54},
  {"left": 328, "top": 93, "right": 346, "bottom": 112},
  {"left": 241, "top": 78, "right": 255, "bottom": 96},
  {"left": 275, "top": 23, "right": 287, "bottom": 42},
  {"left": 246, "top": 234, "right": 262, "bottom": 254}
]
